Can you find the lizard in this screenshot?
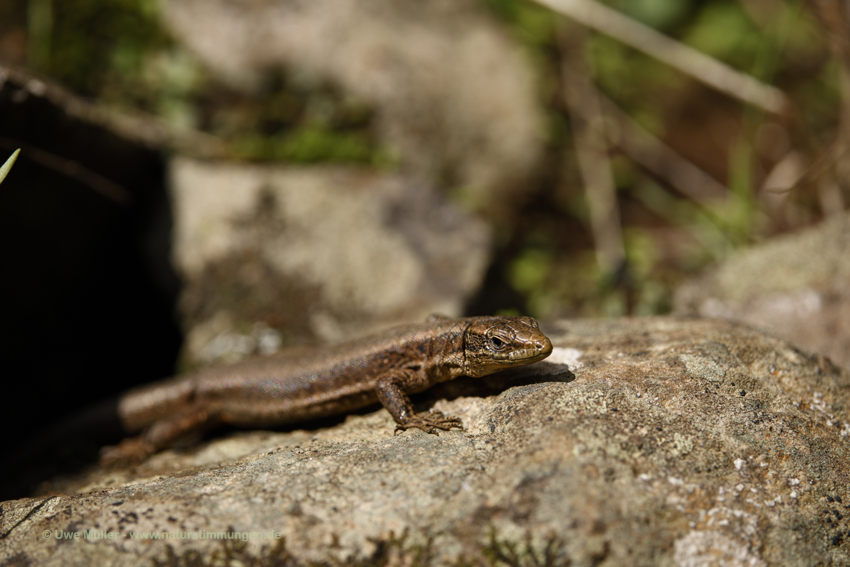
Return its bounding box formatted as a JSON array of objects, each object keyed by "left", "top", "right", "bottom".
[{"left": 100, "top": 315, "right": 552, "bottom": 465}]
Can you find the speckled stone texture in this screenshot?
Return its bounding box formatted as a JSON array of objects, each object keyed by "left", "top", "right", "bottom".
[
  {"left": 675, "top": 211, "right": 850, "bottom": 370},
  {"left": 2, "top": 317, "right": 848, "bottom": 566}
]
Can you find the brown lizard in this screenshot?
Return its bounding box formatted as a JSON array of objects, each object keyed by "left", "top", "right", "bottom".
[{"left": 101, "top": 315, "right": 552, "bottom": 465}]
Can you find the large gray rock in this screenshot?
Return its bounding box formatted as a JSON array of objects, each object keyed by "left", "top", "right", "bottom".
[
  {"left": 160, "top": 0, "right": 543, "bottom": 215},
  {"left": 675, "top": 212, "right": 850, "bottom": 369},
  {"left": 3, "top": 317, "right": 848, "bottom": 566},
  {"left": 169, "top": 157, "right": 491, "bottom": 364}
]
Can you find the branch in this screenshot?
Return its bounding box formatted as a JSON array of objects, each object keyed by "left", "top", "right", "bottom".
[
  {"left": 0, "top": 137, "right": 133, "bottom": 205},
  {"left": 560, "top": 28, "right": 625, "bottom": 275},
  {"left": 595, "top": 91, "right": 735, "bottom": 209},
  {"left": 535, "top": 0, "right": 790, "bottom": 114}
]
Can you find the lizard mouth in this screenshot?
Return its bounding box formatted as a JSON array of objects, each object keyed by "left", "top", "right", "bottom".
[
  {"left": 485, "top": 333, "right": 552, "bottom": 366},
  {"left": 499, "top": 337, "right": 553, "bottom": 362}
]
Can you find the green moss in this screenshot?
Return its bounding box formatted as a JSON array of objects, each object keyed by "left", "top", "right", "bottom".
[
  {"left": 508, "top": 248, "right": 554, "bottom": 296},
  {"left": 150, "top": 527, "right": 571, "bottom": 567},
  {"left": 43, "top": 0, "right": 171, "bottom": 97},
  {"left": 683, "top": 3, "right": 763, "bottom": 65},
  {"left": 609, "top": 0, "right": 691, "bottom": 31},
  {"left": 279, "top": 128, "right": 375, "bottom": 164},
  {"left": 231, "top": 126, "right": 389, "bottom": 165}
]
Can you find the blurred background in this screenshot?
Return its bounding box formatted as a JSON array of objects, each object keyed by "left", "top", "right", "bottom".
[{"left": 1, "top": 0, "right": 848, "bottom": 495}]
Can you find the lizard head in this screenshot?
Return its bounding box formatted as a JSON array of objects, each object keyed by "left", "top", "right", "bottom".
[{"left": 462, "top": 316, "right": 553, "bottom": 377}]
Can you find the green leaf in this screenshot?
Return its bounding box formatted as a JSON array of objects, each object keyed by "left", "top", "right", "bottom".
[{"left": 0, "top": 149, "right": 20, "bottom": 185}]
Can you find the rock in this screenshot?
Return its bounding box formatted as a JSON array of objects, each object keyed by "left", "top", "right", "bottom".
[
  {"left": 169, "top": 157, "right": 491, "bottom": 363},
  {"left": 160, "top": 0, "right": 543, "bottom": 215},
  {"left": 674, "top": 212, "right": 850, "bottom": 369},
  {"left": 3, "top": 317, "right": 848, "bottom": 566}
]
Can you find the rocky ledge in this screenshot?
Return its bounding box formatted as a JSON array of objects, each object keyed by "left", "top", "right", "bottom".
[{"left": 2, "top": 317, "right": 848, "bottom": 566}]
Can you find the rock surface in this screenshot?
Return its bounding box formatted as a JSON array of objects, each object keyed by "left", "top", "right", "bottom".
[
  {"left": 169, "top": 157, "right": 491, "bottom": 364},
  {"left": 160, "top": 0, "right": 543, "bottom": 213},
  {"left": 675, "top": 211, "right": 850, "bottom": 369},
  {"left": 2, "top": 317, "right": 849, "bottom": 566}
]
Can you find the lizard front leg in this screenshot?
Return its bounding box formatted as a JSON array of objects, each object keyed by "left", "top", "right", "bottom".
[{"left": 375, "top": 371, "right": 463, "bottom": 434}]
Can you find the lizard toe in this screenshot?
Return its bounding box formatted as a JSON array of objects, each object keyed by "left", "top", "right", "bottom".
[{"left": 394, "top": 411, "right": 464, "bottom": 435}]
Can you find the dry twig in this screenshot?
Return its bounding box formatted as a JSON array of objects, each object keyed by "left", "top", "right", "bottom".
[
  {"left": 560, "top": 26, "right": 625, "bottom": 276},
  {"left": 536, "top": 0, "right": 790, "bottom": 114}
]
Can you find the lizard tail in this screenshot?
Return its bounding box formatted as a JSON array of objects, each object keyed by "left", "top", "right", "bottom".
[{"left": 2, "top": 396, "right": 124, "bottom": 500}]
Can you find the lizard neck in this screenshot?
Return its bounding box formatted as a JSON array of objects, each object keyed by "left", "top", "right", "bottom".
[{"left": 416, "top": 319, "right": 468, "bottom": 384}]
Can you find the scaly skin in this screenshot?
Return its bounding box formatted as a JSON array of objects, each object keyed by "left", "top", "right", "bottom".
[{"left": 102, "top": 315, "right": 552, "bottom": 465}]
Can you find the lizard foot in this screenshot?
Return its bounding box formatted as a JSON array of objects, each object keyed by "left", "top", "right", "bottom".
[
  {"left": 395, "top": 411, "right": 463, "bottom": 435},
  {"left": 100, "top": 437, "right": 156, "bottom": 468}
]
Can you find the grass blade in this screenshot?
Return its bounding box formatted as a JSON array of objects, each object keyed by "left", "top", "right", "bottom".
[{"left": 0, "top": 149, "right": 20, "bottom": 185}]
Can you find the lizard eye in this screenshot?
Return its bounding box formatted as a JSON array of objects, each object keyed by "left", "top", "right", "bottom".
[
  {"left": 488, "top": 335, "right": 510, "bottom": 351},
  {"left": 485, "top": 327, "right": 514, "bottom": 352}
]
